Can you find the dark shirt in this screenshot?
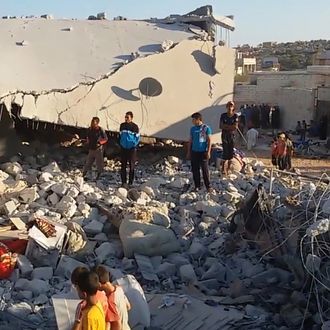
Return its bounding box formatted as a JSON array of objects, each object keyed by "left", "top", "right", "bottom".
[
  {"left": 220, "top": 113, "right": 238, "bottom": 137},
  {"left": 119, "top": 122, "right": 139, "bottom": 134},
  {"left": 87, "top": 127, "right": 107, "bottom": 150}
]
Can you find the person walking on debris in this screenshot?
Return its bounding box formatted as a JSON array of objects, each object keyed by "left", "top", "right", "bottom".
[
  {"left": 82, "top": 117, "right": 108, "bottom": 180},
  {"left": 285, "top": 133, "right": 294, "bottom": 171},
  {"left": 119, "top": 111, "right": 140, "bottom": 187},
  {"left": 187, "top": 112, "right": 212, "bottom": 191},
  {"left": 274, "top": 132, "right": 287, "bottom": 170},
  {"left": 301, "top": 120, "right": 307, "bottom": 141},
  {"left": 220, "top": 101, "right": 238, "bottom": 175}
]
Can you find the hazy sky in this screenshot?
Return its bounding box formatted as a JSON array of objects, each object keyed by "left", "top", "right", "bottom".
[{"left": 1, "top": 0, "right": 329, "bottom": 46}]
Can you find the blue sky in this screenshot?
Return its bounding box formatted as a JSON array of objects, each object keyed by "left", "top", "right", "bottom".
[{"left": 1, "top": 0, "right": 329, "bottom": 46}]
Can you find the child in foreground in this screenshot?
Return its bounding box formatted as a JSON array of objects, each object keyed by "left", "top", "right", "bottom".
[
  {"left": 71, "top": 267, "right": 107, "bottom": 330},
  {"left": 94, "top": 265, "right": 131, "bottom": 330}
]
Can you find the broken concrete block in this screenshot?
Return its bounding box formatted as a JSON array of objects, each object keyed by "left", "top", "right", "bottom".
[
  {"left": 169, "top": 177, "right": 189, "bottom": 189},
  {"left": 202, "top": 262, "right": 226, "bottom": 281},
  {"left": 104, "top": 195, "right": 123, "bottom": 205},
  {"left": 141, "top": 186, "right": 155, "bottom": 198},
  {"left": 180, "top": 264, "right": 197, "bottom": 283},
  {"left": 135, "top": 254, "right": 159, "bottom": 282},
  {"left": 119, "top": 219, "right": 180, "bottom": 258},
  {"left": 39, "top": 172, "right": 53, "bottom": 182},
  {"left": 42, "top": 162, "right": 61, "bottom": 174},
  {"left": 84, "top": 220, "right": 103, "bottom": 235},
  {"left": 55, "top": 255, "right": 87, "bottom": 279},
  {"left": 195, "top": 200, "right": 222, "bottom": 218},
  {"left": 17, "top": 290, "right": 33, "bottom": 300},
  {"left": 1, "top": 162, "right": 23, "bottom": 176},
  {"left": 188, "top": 239, "right": 207, "bottom": 259},
  {"left": 152, "top": 210, "right": 171, "bottom": 228},
  {"left": 28, "top": 279, "right": 49, "bottom": 296},
  {"left": 17, "top": 255, "right": 34, "bottom": 277},
  {"left": 156, "top": 262, "right": 176, "bottom": 278},
  {"left": 95, "top": 242, "right": 117, "bottom": 263},
  {"left": 19, "top": 187, "right": 39, "bottom": 204},
  {"left": 78, "top": 202, "right": 90, "bottom": 215},
  {"left": 322, "top": 200, "right": 330, "bottom": 215},
  {"left": 9, "top": 217, "right": 26, "bottom": 230},
  {"left": 3, "top": 200, "right": 18, "bottom": 215},
  {"left": 15, "top": 278, "right": 30, "bottom": 291},
  {"left": 167, "top": 156, "right": 179, "bottom": 164},
  {"left": 51, "top": 183, "right": 68, "bottom": 196},
  {"left": 48, "top": 192, "right": 60, "bottom": 206},
  {"left": 56, "top": 195, "right": 77, "bottom": 218},
  {"left": 33, "top": 293, "right": 49, "bottom": 305},
  {"left": 66, "top": 186, "right": 79, "bottom": 198},
  {"left": 32, "top": 267, "right": 53, "bottom": 281}
]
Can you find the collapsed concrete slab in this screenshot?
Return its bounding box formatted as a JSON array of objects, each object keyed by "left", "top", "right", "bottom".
[{"left": 0, "top": 7, "right": 235, "bottom": 141}]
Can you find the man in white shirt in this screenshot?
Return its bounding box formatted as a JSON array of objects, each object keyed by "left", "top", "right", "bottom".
[{"left": 246, "top": 128, "right": 259, "bottom": 150}]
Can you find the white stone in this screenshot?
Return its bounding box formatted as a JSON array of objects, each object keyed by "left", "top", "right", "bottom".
[
  {"left": 39, "top": 181, "right": 55, "bottom": 192},
  {"left": 195, "top": 200, "right": 222, "bottom": 218},
  {"left": 67, "top": 186, "right": 79, "bottom": 198},
  {"left": 74, "top": 176, "right": 84, "bottom": 190},
  {"left": 56, "top": 195, "right": 77, "bottom": 218},
  {"left": 84, "top": 220, "right": 103, "bottom": 235},
  {"left": 39, "top": 172, "right": 53, "bottom": 182},
  {"left": 169, "top": 177, "right": 189, "bottom": 189},
  {"left": 51, "top": 183, "right": 68, "bottom": 196},
  {"left": 32, "top": 267, "right": 53, "bottom": 280},
  {"left": 18, "top": 188, "right": 39, "bottom": 204},
  {"left": 0, "top": 169, "right": 10, "bottom": 181},
  {"left": 116, "top": 187, "right": 128, "bottom": 199},
  {"left": 119, "top": 219, "right": 180, "bottom": 258},
  {"left": 78, "top": 202, "right": 91, "bottom": 215},
  {"left": 41, "top": 162, "right": 61, "bottom": 174},
  {"left": 167, "top": 156, "right": 180, "bottom": 164},
  {"left": 3, "top": 200, "right": 18, "bottom": 215},
  {"left": 141, "top": 186, "right": 155, "bottom": 198},
  {"left": 104, "top": 195, "right": 123, "bottom": 205},
  {"left": 1, "top": 162, "right": 23, "bottom": 176},
  {"left": 227, "top": 183, "right": 238, "bottom": 193},
  {"left": 180, "top": 264, "right": 197, "bottom": 283}
]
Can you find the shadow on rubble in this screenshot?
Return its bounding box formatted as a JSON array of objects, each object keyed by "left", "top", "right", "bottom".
[
  {"left": 191, "top": 50, "right": 216, "bottom": 77},
  {"left": 138, "top": 43, "right": 161, "bottom": 53}
]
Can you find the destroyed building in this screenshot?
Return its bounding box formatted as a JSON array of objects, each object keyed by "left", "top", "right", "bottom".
[{"left": 0, "top": 5, "right": 235, "bottom": 160}]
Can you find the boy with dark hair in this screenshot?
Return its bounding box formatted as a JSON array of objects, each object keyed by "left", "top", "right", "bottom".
[
  {"left": 119, "top": 112, "right": 140, "bottom": 187},
  {"left": 83, "top": 117, "right": 108, "bottom": 180},
  {"left": 93, "top": 265, "right": 131, "bottom": 330},
  {"left": 73, "top": 270, "right": 106, "bottom": 330},
  {"left": 71, "top": 267, "right": 108, "bottom": 330},
  {"left": 187, "top": 112, "right": 212, "bottom": 191}
]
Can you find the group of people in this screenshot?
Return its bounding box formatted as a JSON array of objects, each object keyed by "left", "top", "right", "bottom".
[
  {"left": 71, "top": 266, "right": 130, "bottom": 330},
  {"left": 271, "top": 132, "right": 294, "bottom": 171},
  {"left": 296, "top": 117, "right": 328, "bottom": 141},
  {"left": 82, "top": 112, "right": 140, "bottom": 186}
]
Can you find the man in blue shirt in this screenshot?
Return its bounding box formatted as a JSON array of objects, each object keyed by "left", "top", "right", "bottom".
[
  {"left": 119, "top": 111, "right": 140, "bottom": 186},
  {"left": 187, "top": 112, "right": 212, "bottom": 191}
]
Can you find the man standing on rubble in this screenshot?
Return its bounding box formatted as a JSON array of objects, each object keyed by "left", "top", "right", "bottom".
[
  {"left": 187, "top": 112, "right": 212, "bottom": 191},
  {"left": 82, "top": 117, "right": 108, "bottom": 180},
  {"left": 220, "top": 101, "right": 238, "bottom": 176},
  {"left": 119, "top": 111, "right": 140, "bottom": 187}
]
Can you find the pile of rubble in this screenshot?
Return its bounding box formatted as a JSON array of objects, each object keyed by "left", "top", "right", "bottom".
[{"left": 0, "top": 148, "right": 330, "bottom": 329}]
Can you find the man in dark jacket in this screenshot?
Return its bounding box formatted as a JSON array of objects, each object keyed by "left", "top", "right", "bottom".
[
  {"left": 119, "top": 112, "right": 140, "bottom": 186},
  {"left": 82, "top": 117, "right": 108, "bottom": 179}
]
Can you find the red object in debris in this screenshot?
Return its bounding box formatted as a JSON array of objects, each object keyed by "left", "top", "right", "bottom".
[
  {"left": 0, "top": 242, "right": 17, "bottom": 279},
  {"left": 0, "top": 239, "right": 28, "bottom": 255}
]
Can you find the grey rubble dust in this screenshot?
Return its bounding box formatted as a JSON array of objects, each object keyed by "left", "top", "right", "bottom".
[{"left": 0, "top": 139, "right": 330, "bottom": 330}]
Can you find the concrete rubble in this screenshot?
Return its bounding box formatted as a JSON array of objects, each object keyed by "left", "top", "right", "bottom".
[{"left": 0, "top": 145, "right": 329, "bottom": 329}]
